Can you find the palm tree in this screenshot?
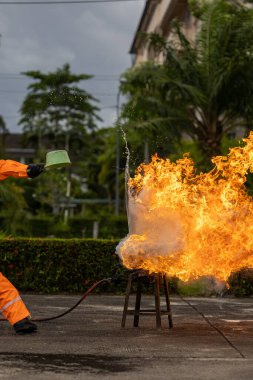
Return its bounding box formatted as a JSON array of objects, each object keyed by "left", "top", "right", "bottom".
[{"left": 121, "top": 0, "right": 253, "bottom": 166}]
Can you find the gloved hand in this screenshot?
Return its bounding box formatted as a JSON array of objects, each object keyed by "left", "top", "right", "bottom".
[{"left": 27, "top": 164, "right": 45, "bottom": 178}]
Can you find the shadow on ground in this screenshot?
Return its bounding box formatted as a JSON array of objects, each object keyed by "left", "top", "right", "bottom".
[{"left": 0, "top": 353, "right": 137, "bottom": 375}]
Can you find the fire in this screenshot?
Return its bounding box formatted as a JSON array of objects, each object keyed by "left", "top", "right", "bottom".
[{"left": 117, "top": 132, "right": 253, "bottom": 282}]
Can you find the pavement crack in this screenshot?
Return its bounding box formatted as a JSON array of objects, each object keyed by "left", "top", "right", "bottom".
[{"left": 179, "top": 296, "right": 246, "bottom": 359}]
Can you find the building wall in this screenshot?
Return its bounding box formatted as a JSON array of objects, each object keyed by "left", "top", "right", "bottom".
[
  {"left": 129, "top": 0, "right": 247, "bottom": 142},
  {"left": 130, "top": 0, "right": 198, "bottom": 65}
]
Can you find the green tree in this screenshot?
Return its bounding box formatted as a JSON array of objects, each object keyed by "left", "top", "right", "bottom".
[
  {"left": 0, "top": 180, "right": 28, "bottom": 235},
  {"left": 77, "top": 127, "right": 128, "bottom": 212},
  {"left": 79, "top": 127, "right": 121, "bottom": 205},
  {"left": 121, "top": 0, "right": 253, "bottom": 167},
  {"left": 19, "top": 63, "right": 101, "bottom": 154},
  {"left": 18, "top": 63, "right": 103, "bottom": 222}
]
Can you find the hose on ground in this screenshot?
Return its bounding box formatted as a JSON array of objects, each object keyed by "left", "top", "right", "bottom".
[{"left": 0, "top": 277, "right": 113, "bottom": 323}]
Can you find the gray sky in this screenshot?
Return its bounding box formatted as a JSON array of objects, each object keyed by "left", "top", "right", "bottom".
[{"left": 0, "top": 0, "right": 145, "bottom": 132}]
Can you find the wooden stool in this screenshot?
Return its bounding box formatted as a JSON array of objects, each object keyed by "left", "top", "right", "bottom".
[{"left": 121, "top": 271, "right": 173, "bottom": 329}]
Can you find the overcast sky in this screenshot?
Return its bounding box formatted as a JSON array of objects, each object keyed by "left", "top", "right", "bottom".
[{"left": 0, "top": 0, "right": 145, "bottom": 132}]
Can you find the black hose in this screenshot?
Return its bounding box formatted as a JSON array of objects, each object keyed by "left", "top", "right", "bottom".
[{"left": 0, "top": 277, "right": 112, "bottom": 323}]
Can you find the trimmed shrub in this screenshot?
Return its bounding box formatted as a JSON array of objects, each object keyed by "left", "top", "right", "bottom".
[
  {"left": 228, "top": 268, "right": 253, "bottom": 296},
  {"left": 0, "top": 238, "right": 178, "bottom": 295},
  {"left": 0, "top": 238, "right": 125, "bottom": 293},
  {"left": 2, "top": 237, "right": 252, "bottom": 297}
]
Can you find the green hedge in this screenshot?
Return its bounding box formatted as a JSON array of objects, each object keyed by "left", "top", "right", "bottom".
[
  {"left": 228, "top": 268, "right": 253, "bottom": 296},
  {"left": 0, "top": 238, "right": 179, "bottom": 294},
  {"left": 0, "top": 238, "right": 125, "bottom": 293},
  {"left": 1, "top": 238, "right": 251, "bottom": 296}
]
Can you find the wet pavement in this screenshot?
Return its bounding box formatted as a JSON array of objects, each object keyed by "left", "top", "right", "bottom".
[{"left": 1, "top": 294, "right": 253, "bottom": 379}]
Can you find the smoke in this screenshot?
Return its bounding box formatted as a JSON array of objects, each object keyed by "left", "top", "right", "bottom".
[
  {"left": 116, "top": 187, "right": 184, "bottom": 260},
  {"left": 178, "top": 276, "right": 227, "bottom": 296}
]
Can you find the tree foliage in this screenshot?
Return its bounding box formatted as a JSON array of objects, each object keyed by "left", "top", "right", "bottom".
[
  {"left": 19, "top": 63, "right": 101, "bottom": 153},
  {"left": 121, "top": 0, "right": 253, "bottom": 167},
  {"left": 0, "top": 179, "right": 28, "bottom": 235}
]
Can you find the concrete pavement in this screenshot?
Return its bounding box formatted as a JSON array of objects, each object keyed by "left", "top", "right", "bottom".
[{"left": 1, "top": 294, "right": 253, "bottom": 379}]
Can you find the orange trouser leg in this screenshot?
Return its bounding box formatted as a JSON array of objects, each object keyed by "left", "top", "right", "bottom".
[{"left": 0, "top": 272, "right": 30, "bottom": 325}]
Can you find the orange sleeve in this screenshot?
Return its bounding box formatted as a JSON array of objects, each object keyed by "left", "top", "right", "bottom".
[{"left": 0, "top": 160, "right": 28, "bottom": 181}]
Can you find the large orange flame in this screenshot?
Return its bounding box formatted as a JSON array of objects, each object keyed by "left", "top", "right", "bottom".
[{"left": 117, "top": 132, "right": 253, "bottom": 282}]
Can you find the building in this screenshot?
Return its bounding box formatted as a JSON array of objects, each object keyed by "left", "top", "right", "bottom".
[
  {"left": 1, "top": 133, "right": 35, "bottom": 163},
  {"left": 130, "top": 0, "right": 198, "bottom": 66},
  {"left": 129, "top": 0, "right": 247, "bottom": 142}
]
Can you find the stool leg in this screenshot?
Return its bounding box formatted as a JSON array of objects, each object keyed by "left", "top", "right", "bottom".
[
  {"left": 134, "top": 281, "right": 142, "bottom": 327},
  {"left": 121, "top": 274, "right": 133, "bottom": 327},
  {"left": 154, "top": 274, "right": 162, "bottom": 328},
  {"left": 163, "top": 275, "right": 173, "bottom": 328}
]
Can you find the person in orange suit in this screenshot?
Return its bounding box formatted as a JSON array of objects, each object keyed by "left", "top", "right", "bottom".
[{"left": 0, "top": 160, "right": 44, "bottom": 334}]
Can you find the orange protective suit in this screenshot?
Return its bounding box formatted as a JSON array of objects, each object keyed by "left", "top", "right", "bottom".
[{"left": 0, "top": 160, "right": 30, "bottom": 325}]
